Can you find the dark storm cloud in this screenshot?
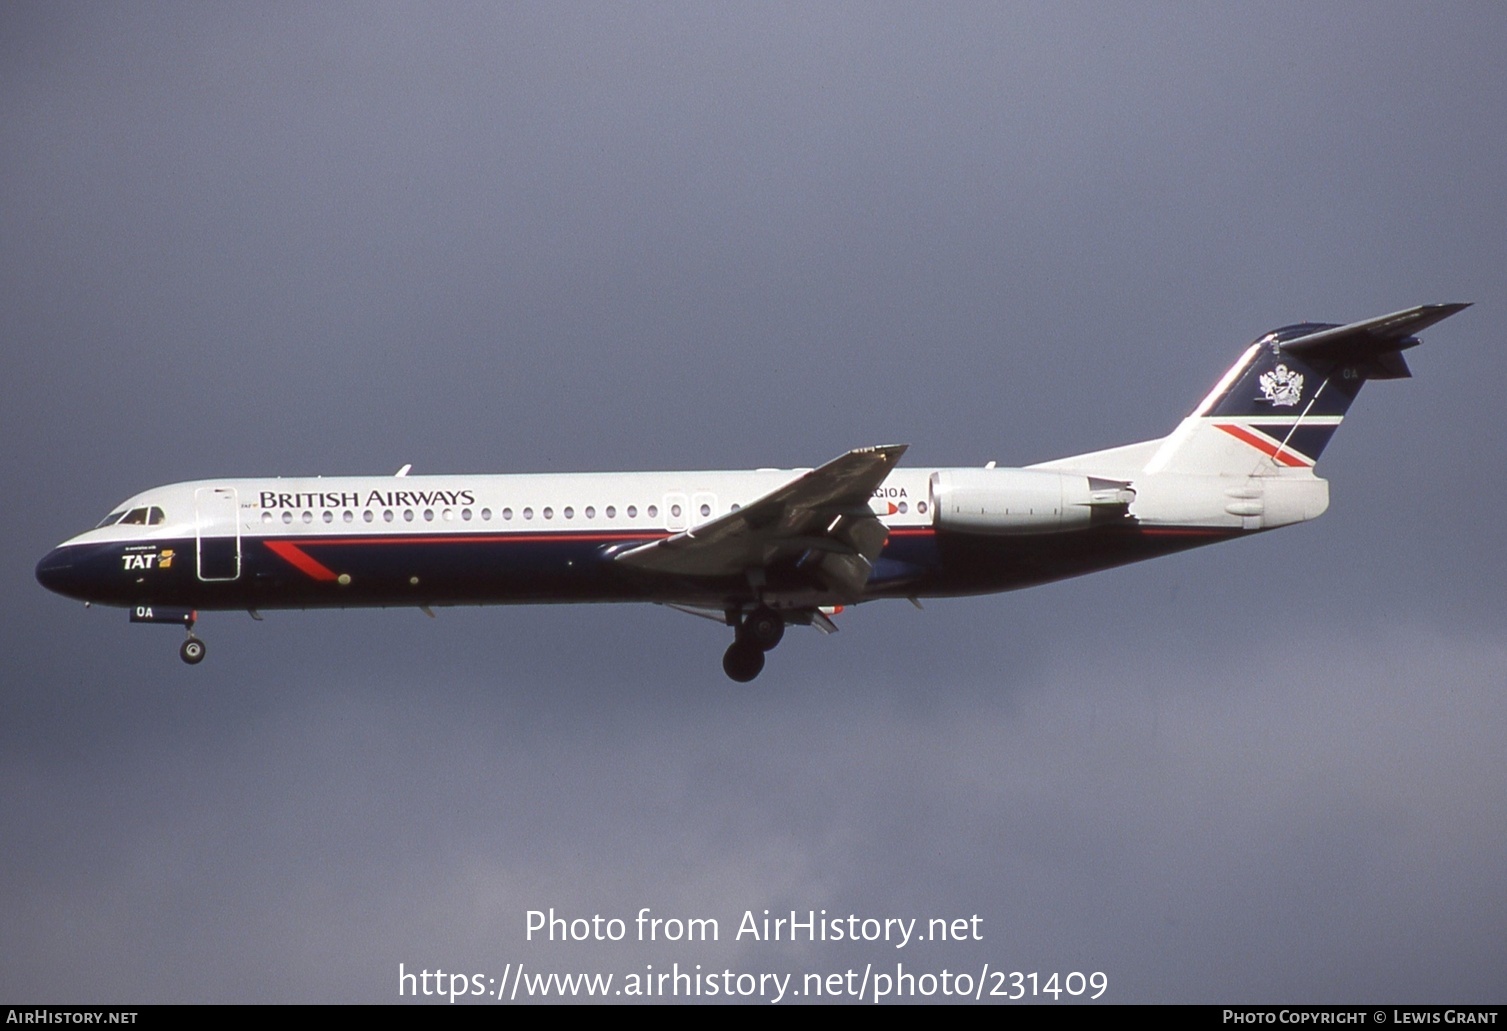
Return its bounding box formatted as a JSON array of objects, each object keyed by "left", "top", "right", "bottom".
[
  {"left": 5, "top": 624, "right": 1502, "bottom": 1001},
  {"left": 4, "top": 2, "right": 1504, "bottom": 1003}
]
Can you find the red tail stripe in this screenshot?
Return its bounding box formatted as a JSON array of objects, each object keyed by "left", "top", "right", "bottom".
[{"left": 1214, "top": 423, "right": 1311, "bottom": 468}]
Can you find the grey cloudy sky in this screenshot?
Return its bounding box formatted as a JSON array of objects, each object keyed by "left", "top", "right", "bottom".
[{"left": 3, "top": 2, "right": 1503, "bottom": 1003}]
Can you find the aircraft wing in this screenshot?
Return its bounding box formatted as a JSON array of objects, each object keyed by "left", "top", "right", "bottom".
[{"left": 612, "top": 444, "right": 908, "bottom": 601}]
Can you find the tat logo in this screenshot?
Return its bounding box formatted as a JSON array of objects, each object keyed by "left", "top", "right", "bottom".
[{"left": 122, "top": 548, "right": 174, "bottom": 571}]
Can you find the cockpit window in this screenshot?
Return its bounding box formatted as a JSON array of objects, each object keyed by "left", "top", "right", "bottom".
[
  {"left": 95, "top": 510, "right": 127, "bottom": 528},
  {"left": 115, "top": 506, "right": 166, "bottom": 526}
]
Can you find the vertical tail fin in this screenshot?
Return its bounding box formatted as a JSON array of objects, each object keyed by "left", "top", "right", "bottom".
[{"left": 1145, "top": 304, "right": 1469, "bottom": 476}]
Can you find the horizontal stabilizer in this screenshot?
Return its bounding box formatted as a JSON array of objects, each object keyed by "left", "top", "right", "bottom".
[{"left": 1279, "top": 303, "right": 1471, "bottom": 379}]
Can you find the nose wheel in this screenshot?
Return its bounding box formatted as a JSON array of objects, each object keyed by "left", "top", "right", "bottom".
[{"left": 179, "top": 635, "right": 206, "bottom": 665}]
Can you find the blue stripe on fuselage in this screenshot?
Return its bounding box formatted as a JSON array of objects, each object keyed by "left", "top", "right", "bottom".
[{"left": 37, "top": 523, "right": 1240, "bottom": 611}]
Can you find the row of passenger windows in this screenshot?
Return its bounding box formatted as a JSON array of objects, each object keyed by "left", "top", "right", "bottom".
[
  {"left": 263, "top": 504, "right": 664, "bottom": 525},
  {"left": 260, "top": 500, "right": 928, "bottom": 526}
]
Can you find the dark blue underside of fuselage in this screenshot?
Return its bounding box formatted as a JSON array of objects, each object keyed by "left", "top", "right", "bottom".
[{"left": 37, "top": 525, "right": 1243, "bottom": 612}]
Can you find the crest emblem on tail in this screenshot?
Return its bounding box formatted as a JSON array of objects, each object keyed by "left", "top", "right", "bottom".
[{"left": 1259, "top": 363, "right": 1304, "bottom": 406}]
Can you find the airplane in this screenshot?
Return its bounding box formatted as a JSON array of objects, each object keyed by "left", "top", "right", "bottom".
[{"left": 35, "top": 303, "right": 1468, "bottom": 681}]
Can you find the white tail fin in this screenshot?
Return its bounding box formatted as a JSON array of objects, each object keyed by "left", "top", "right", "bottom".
[
  {"left": 1035, "top": 304, "right": 1468, "bottom": 531},
  {"left": 1142, "top": 304, "right": 1468, "bottom": 478}
]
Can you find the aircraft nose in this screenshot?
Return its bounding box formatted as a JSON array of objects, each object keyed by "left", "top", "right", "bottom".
[{"left": 36, "top": 547, "right": 82, "bottom": 598}]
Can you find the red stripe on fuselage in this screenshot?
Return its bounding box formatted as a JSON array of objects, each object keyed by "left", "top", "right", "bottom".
[
  {"left": 262, "top": 524, "right": 940, "bottom": 580},
  {"left": 263, "top": 540, "right": 339, "bottom": 581},
  {"left": 300, "top": 532, "right": 667, "bottom": 546}
]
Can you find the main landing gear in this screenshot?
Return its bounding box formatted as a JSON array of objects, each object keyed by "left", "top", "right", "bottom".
[{"left": 722, "top": 606, "right": 786, "bottom": 683}]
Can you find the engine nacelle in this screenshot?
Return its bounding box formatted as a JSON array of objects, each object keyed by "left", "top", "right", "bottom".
[{"left": 931, "top": 468, "right": 1134, "bottom": 535}]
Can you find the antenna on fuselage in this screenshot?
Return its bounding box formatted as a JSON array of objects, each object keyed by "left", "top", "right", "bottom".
[{"left": 395, "top": 464, "right": 412, "bottom": 477}]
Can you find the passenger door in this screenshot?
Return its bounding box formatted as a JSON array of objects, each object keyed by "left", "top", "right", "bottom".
[{"left": 194, "top": 486, "right": 241, "bottom": 581}]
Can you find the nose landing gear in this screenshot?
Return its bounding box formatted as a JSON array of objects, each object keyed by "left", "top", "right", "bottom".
[
  {"left": 722, "top": 605, "right": 785, "bottom": 683},
  {"left": 129, "top": 605, "right": 205, "bottom": 665},
  {"left": 179, "top": 635, "right": 206, "bottom": 665}
]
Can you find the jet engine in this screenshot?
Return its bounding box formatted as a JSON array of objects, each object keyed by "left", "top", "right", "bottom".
[{"left": 931, "top": 468, "right": 1135, "bottom": 535}]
